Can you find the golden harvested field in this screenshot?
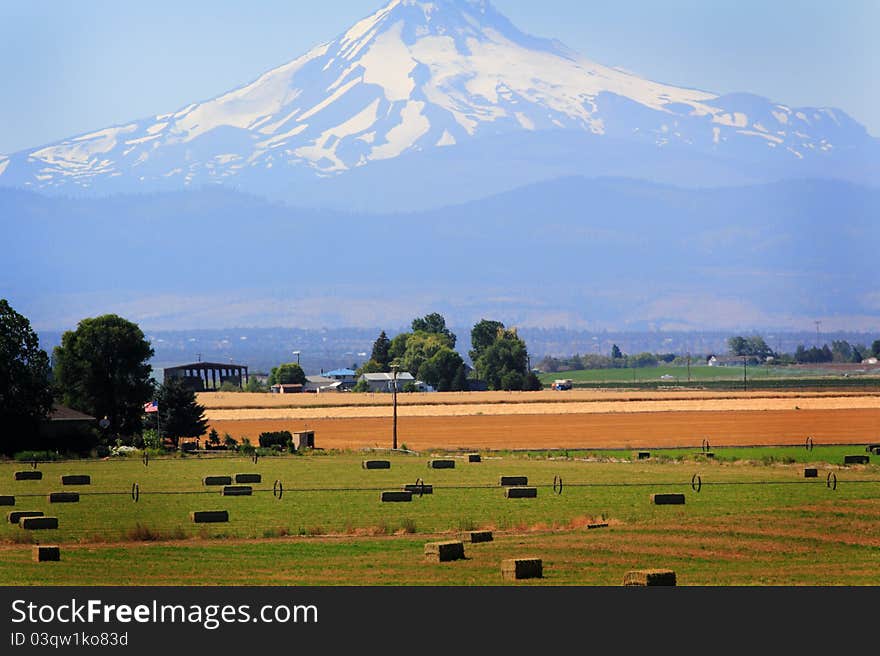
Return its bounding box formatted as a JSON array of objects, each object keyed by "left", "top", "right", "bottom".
[{"left": 201, "top": 390, "right": 880, "bottom": 451}]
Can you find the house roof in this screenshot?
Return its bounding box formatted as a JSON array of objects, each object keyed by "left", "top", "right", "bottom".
[
  {"left": 324, "top": 368, "right": 357, "bottom": 377},
  {"left": 306, "top": 375, "right": 336, "bottom": 384},
  {"left": 362, "top": 372, "right": 415, "bottom": 382},
  {"left": 48, "top": 404, "right": 96, "bottom": 422},
  {"left": 165, "top": 362, "right": 247, "bottom": 371}
]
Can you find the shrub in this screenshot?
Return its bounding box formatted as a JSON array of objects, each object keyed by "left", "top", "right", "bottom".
[
  {"left": 14, "top": 450, "right": 62, "bottom": 462},
  {"left": 239, "top": 437, "right": 254, "bottom": 455},
  {"left": 258, "top": 431, "right": 292, "bottom": 449}
]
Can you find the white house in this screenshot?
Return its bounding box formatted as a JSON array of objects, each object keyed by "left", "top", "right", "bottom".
[
  {"left": 359, "top": 372, "right": 416, "bottom": 393},
  {"left": 304, "top": 375, "right": 342, "bottom": 393}
]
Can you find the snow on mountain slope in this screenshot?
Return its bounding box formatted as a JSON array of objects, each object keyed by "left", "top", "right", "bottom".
[{"left": 0, "top": 0, "right": 874, "bottom": 196}]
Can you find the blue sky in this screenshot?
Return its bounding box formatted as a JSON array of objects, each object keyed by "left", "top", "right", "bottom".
[{"left": 0, "top": 0, "right": 877, "bottom": 153}]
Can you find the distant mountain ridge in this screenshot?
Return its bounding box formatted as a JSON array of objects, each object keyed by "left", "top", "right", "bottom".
[
  {"left": 1, "top": 0, "right": 877, "bottom": 210},
  {"left": 2, "top": 177, "right": 877, "bottom": 331}
]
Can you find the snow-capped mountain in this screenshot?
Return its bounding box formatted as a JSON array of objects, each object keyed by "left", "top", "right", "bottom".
[{"left": 1, "top": 0, "right": 876, "bottom": 205}]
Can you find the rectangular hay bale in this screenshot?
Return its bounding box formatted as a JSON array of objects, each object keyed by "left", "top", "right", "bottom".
[
  {"left": 20, "top": 516, "right": 58, "bottom": 530},
  {"left": 428, "top": 459, "right": 455, "bottom": 469},
  {"left": 651, "top": 493, "right": 685, "bottom": 505},
  {"left": 468, "top": 530, "right": 493, "bottom": 543},
  {"left": 203, "top": 475, "right": 233, "bottom": 486},
  {"left": 499, "top": 476, "right": 528, "bottom": 487},
  {"left": 0, "top": 496, "right": 14, "bottom": 506},
  {"left": 363, "top": 460, "right": 391, "bottom": 470},
  {"left": 402, "top": 484, "right": 433, "bottom": 495},
  {"left": 844, "top": 455, "right": 870, "bottom": 465},
  {"left": 424, "top": 540, "right": 465, "bottom": 562},
  {"left": 380, "top": 491, "right": 412, "bottom": 503},
  {"left": 623, "top": 569, "right": 677, "bottom": 586},
  {"left": 191, "top": 510, "right": 229, "bottom": 523},
  {"left": 505, "top": 486, "right": 538, "bottom": 499},
  {"left": 14, "top": 471, "right": 42, "bottom": 481},
  {"left": 8, "top": 511, "right": 43, "bottom": 524},
  {"left": 33, "top": 546, "right": 60, "bottom": 562},
  {"left": 234, "top": 473, "right": 261, "bottom": 484},
  {"left": 804, "top": 468, "right": 818, "bottom": 478},
  {"left": 222, "top": 485, "right": 253, "bottom": 496},
  {"left": 501, "top": 558, "right": 543, "bottom": 580},
  {"left": 61, "top": 475, "right": 91, "bottom": 485},
  {"left": 48, "top": 492, "right": 79, "bottom": 503},
  {"left": 467, "top": 454, "right": 482, "bottom": 463}
]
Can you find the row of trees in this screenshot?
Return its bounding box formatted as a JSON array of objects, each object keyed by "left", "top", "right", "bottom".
[
  {"left": 0, "top": 298, "right": 207, "bottom": 455},
  {"left": 728, "top": 335, "right": 880, "bottom": 364},
  {"left": 356, "top": 313, "right": 541, "bottom": 391}
]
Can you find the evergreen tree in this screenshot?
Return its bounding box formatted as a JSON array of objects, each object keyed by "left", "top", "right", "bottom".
[
  {"left": 370, "top": 331, "right": 392, "bottom": 371},
  {"left": 156, "top": 377, "right": 209, "bottom": 449}
]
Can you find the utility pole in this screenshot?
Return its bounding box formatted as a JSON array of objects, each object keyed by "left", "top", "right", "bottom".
[
  {"left": 814, "top": 321, "right": 822, "bottom": 347},
  {"left": 743, "top": 356, "right": 748, "bottom": 392},
  {"left": 687, "top": 352, "right": 691, "bottom": 383},
  {"left": 390, "top": 362, "right": 399, "bottom": 450}
]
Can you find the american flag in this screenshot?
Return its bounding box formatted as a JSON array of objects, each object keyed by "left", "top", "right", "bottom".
[{"left": 144, "top": 401, "right": 158, "bottom": 413}]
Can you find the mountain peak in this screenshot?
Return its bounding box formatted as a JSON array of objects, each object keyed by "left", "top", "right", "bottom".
[{"left": 0, "top": 0, "right": 874, "bottom": 199}]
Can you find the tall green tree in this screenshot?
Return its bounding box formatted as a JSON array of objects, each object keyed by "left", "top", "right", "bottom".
[
  {"left": 370, "top": 331, "right": 392, "bottom": 370},
  {"left": 268, "top": 363, "right": 306, "bottom": 386},
  {"left": 418, "top": 347, "right": 466, "bottom": 392},
  {"left": 156, "top": 377, "right": 209, "bottom": 449},
  {"left": 411, "top": 312, "right": 456, "bottom": 348},
  {"left": 0, "top": 299, "right": 53, "bottom": 454},
  {"left": 469, "top": 319, "right": 505, "bottom": 363},
  {"left": 53, "top": 314, "right": 153, "bottom": 437},
  {"left": 473, "top": 325, "right": 532, "bottom": 391},
  {"left": 611, "top": 344, "right": 623, "bottom": 360}
]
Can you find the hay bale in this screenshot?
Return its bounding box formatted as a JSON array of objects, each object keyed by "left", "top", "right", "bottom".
[
  {"left": 634, "top": 451, "right": 651, "bottom": 460},
  {"left": 33, "top": 546, "right": 60, "bottom": 562},
  {"left": 363, "top": 460, "right": 391, "bottom": 470},
  {"left": 428, "top": 459, "right": 455, "bottom": 469},
  {"left": 468, "top": 530, "right": 493, "bottom": 543},
  {"left": 402, "top": 484, "right": 433, "bottom": 495},
  {"left": 14, "top": 470, "right": 42, "bottom": 481},
  {"left": 234, "top": 473, "right": 261, "bottom": 484},
  {"left": 844, "top": 455, "right": 870, "bottom": 465},
  {"left": 424, "top": 540, "right": 465, "bottom": 562},
  {"left": 222, "top": 485, "right": 253, "bottom": 496},
  {"left": 623, "top": 569, "right": 677, "bottom": 586},
  {"left": 804, "top": 468, "right": 818, "bottom": 478},
  {"left": 20, "top": 516, "right": 58, "bottom": 530},
  {"left": 191, "top": 510, "right": 229, "bottom": 523},
  {"left": 8, "top": 511, "right": 43, "bottom": 524},
  {"left": 499, "top": 476, "right": 528, "bottom": 487},
  {"left": 501, "top": 558, "right": 543, "bottom": 580},
  {"left": 48, "top": 492, "right": 79, "bottom": 503},
  {"left": 203, "top": 475, "right": 233, "bottom": 486},
  {"left": 0, "top": 496, "right": 14, "bottom": 506},
  {"left": 61, "top": 474, "right": 91, "bottom": 485},
  {"left": 467, "top": 454, "right": 482, "bottom": 463},
  {"left": 380, "top": 491, "right": 412, "bottom": 502},
  {"left": 651, "top": 493, "right": 685, "bottom": 505},
  {"left": 505, "top": 486, "right": 538, "bottom": 499}
]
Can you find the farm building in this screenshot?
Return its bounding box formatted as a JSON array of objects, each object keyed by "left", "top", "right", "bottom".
[
  {"left": 164, "top": 362, "right": 248, "bottom": 391},
  {"left": 304, "top": 376, "right": 342, "bottom": 393},
  {"left": 269, "top": 383, "right": 303, "bottom": 394},
  {"left": 322, "top": 368, "right": 359, "bottom": 390},
  {"left": 41, "top": 404, "right": 96, "bottom": 441},
  {"left": 359, "top": 372, "right": 416, "bottom": 392}
]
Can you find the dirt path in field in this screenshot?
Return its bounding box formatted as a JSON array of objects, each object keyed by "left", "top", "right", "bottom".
[{"left": 207, "top": 407, "right": 880, "bottom": 451}]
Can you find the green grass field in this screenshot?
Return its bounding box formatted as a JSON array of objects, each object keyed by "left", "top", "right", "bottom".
[
  {"left": 1, "top": 448, "right": 879, "bottom": 585},
  {"left": 539, "top": 365, "right": 880, "bottom": 390}
]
